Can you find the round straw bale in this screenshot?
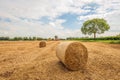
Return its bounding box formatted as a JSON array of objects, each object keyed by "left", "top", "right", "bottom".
[
  {"left": 39, "top": 41, "right": 46, "bottom": 48},
  {"left": 56, "top": 42, "right": 88, "bottom": 70}
]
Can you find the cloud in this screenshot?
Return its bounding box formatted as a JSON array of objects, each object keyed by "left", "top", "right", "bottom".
[
  {"left": 105, "top": 11, "right": 120, "bottom": 31},
  {"left": 0, "top": 0, "right": 120, "bottom": 38},
  {"left": 49, "top": 19, "right": 66, "bottom": 29},
  {"left": 0, "top": 18, "right": 79, "bottom": 38}
]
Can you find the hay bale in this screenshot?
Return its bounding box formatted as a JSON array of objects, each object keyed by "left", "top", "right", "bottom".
[
  {"left": 56, "top": 42, "right": 88, "bottom": 70},
  {"left": 39, "top": 41, "right": 46, "bottom": 48}
]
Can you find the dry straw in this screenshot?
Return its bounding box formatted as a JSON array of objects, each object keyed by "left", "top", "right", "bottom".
[
  {"left": 39, "top": 41, "right": 46, "bottom": 48},
  {"left": 56, "top": 42, "right": 88, "bottom": 70}
]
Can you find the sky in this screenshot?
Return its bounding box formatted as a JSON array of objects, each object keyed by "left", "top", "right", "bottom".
[{"left": 0, "top": 0, "right": 120, "bottom": 38}]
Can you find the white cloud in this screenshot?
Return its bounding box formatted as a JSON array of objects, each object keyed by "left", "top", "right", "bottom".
[
  {"left": 49, "top": 19, "right": 65, "bottom": 29},
  {"left": 0, "top": 0, "right": 120, "bottom": 38},
  {"left": 105, "top": 11, "right": 120, "bottom": 31},
  {"left": 0, "top": 18, "right": 80, "bottom": 38}
]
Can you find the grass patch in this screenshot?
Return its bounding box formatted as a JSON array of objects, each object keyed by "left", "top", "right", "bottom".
[
  {"left": 109, "top": 40, "right": 120, "bottom": 44},
  {"left": 72, "top": 40, "right": 120, "bottom": 44}
]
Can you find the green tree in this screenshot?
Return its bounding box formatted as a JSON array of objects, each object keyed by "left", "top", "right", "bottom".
[
  {"left": 81, "top": 18, "right": 110, "bottom": 39},
  {"left": 54, "top": 35, "right": 58, "bottom": 40},
  {"left": 33, "top": 37, "right": 36, "bottom": 40}
]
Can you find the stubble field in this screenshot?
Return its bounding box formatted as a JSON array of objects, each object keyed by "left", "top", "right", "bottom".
[{"left": 0, "top": 41, "right": 120, "bottom": 80}]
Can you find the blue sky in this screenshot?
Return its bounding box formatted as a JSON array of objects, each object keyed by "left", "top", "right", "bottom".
[
  {"left": 58, "top": 13, "right": 80, "bottom": 29},
  {"left": 0, "top": 0, "right": 120, "bottom": 38}
]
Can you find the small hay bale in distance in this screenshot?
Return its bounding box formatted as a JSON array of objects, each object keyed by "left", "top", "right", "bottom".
[
  {"left": 39, "top": 41, "right": 46, "bottom": 48},
  {"left": 56, "top": 42, "right": 88, "bottom": 71}
]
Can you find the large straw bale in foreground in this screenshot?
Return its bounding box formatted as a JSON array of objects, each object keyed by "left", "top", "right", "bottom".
[
  {"left": 56, "top": 42, "right": 88, "bottom": 70},
  {"left": 39, "top": 41, "right": 46, "bottom": 48}
]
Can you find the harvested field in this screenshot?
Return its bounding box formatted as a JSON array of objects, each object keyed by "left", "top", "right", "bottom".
[{"left": 0, "top": 41, "right": 120, "bottom": 80}]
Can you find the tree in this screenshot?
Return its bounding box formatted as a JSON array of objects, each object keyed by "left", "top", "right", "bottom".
[
  {"left": 81, "top": 18, "right": 110, "bottom": 39},
  {"left": 33, "top": 37, "right": 36, "bottom": 40},
  {"left": 54, "top": 35, "right": 58, "bottom": 40}
]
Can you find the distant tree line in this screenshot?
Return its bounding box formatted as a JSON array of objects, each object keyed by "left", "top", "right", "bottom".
[
  {"left": 0, "top": 37, "right": 47, "bottom": 41},
  {"left": 0, "top": 37, "right": 10, "bottom": 40},
  {"left": 67, "top": 35, "right": 120, "bottom": 40},
  {"left": 0, "top": 34, "right": 120, "bottom": 41}
]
